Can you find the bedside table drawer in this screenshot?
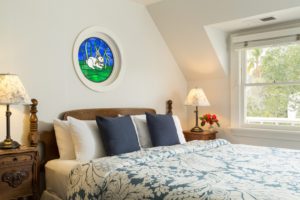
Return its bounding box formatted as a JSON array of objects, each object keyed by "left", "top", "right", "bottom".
[
  {"left": 0, "top": 147, "right": 38, "bottom": 200},
  {"left": 183, "top": 130, "right": 217, "bottom": 141},
  {"left": 0, "top": 153, "right": 34, "bottom": 166},
  {"left": 0, "top": 164, "right": 33, "bottom": 199},
  {"left": 202, "top": 134, "right": 216, "bottom": 140}
]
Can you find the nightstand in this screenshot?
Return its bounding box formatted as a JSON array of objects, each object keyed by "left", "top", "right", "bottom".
[
  {"left": 0, "top": 146, "right": 39, "bottom": 200},
  {"left": 183, "top": 130, "right": 217, "bottom": 141}
]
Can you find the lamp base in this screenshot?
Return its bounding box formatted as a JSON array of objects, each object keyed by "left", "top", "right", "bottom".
[
  {"left": 190, "top": 126, "right": 204, "bottom": 132},
  {"left": 0, "top": 138, "right": 20, "bottom": 149}
]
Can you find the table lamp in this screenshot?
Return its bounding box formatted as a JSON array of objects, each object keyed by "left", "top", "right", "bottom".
[
  {"left": 185, "top": 88, "right": 210, "bottom": 132},
  {"left": 0, "top": 74, "right": 30, "bottom": 149}
]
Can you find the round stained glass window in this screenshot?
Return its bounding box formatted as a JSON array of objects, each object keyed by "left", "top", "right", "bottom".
[
  {"left": 73, "top": 27, "right": 124, "bottom": 92},
  {"left": 78, "top": 37, "right": 114, "bottom": 83}
]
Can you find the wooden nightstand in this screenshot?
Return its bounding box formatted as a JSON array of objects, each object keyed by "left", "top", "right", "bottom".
[
  {"left": 0, "top": 146, "right": 39, "bottom": 200},
  {"left": 183, "top": 130, "right": 217, "bottom": 141}
]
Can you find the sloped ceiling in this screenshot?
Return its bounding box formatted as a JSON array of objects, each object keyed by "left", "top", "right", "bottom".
[
  {"left": 132, "top": 0, "right": 163, "bottom": 5},
  {"left": 146, "top": 0, "right": 300, "bottom": 80}
]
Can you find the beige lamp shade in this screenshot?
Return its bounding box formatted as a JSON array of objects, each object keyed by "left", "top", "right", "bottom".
[
  {"left": 0, "top": 74, "right": 31, "bottom": 105},
  {"left": 185, "top": 88, "right": 210, "bottom": 106}
]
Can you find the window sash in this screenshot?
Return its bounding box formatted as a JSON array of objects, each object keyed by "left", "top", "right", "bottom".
[
  {"left": 240, "top": 48, "right": 300, "bottom": 86},
  {"left": 244, "top": 81, "right": 300, "bottom": 87},
  {"left": 243, "top": 44, "right": 300, "bottom": 84},
  {"left": 240, "top": 50, "right": 300, "bottom": 128}
]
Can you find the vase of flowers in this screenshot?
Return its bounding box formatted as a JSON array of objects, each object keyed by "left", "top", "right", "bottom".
[{"left": 200, "top": 114, "right": 220, "bottom": 132}]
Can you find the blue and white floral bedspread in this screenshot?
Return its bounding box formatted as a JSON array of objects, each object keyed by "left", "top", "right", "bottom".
[{"left": 67, "top": 139, "right": 300, "bottom": 200}]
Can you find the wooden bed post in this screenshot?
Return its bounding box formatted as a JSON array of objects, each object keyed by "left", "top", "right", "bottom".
[
  {"left": 29, "top": 98, "right": 39, "bottom": 147},
  {"left": 167, "top": 99, "right": 173, "bottom": 114}
]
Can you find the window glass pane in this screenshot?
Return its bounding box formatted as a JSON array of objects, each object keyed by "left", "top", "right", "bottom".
[
  {"left": 246, "top": 43, "right": 300, "bottom": 84},
  {"left": 245, "top": 85, "right": 300, "bottom": 126}
]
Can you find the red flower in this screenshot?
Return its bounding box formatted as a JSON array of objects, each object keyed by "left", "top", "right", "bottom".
[
  {"left": 207, "top": 114, "right": 211, "bottom": 119},
  {"left": 199, "top": 113, "right": 220, "bottom": 127}
]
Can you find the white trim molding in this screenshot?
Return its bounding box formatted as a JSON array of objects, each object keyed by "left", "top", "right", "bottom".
[{"left": 231, "top": 127, "right": 300, "bottom": 142}]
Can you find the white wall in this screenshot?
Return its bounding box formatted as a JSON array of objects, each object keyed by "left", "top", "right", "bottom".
[
  {"left": 148, "top": 0, "right": 300, "bottom": 149},
  {"left": 0, "top": 0, "right": 187, "bottom": 145}
]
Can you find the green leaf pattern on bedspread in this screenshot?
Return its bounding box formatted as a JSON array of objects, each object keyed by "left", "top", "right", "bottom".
[{"left": 67, "top": 139, "right": 300, "bottom": 200}]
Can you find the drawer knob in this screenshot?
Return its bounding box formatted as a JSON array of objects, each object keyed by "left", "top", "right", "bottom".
[{"left": 2, "top": 170, "right": 29, "bottom": 188}]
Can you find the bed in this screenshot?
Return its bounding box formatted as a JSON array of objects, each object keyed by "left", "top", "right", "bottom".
[{"left": 27, "top": 100, "right": 300, "bottom": 200}]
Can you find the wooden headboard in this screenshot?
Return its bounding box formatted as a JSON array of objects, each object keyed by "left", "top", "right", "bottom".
[{"left": 28, "top": 99, "right": 173, "bottom": 167}]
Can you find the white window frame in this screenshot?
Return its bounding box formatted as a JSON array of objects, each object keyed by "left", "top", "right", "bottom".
[{"left": 230, "top": 25, "right": 300, "bottom": 132}]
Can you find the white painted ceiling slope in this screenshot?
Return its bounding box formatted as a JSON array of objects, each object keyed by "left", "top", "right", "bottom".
[
  {"left": 146, "top": 0, "right": 300, "bottom": 80},
  {"left": 132, "top": 0, "right": 163, "bottom": 6}
]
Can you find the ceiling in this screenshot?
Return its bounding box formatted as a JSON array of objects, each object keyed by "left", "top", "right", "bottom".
[
  {"left": 210, "top": 7, "right": 300, "bottom": 32},
  {"left": 132, "top": 0, "right": 163, "bottom": 5},
  {"left": 146, "top": 0, "right": 300, "bottom": 81}
]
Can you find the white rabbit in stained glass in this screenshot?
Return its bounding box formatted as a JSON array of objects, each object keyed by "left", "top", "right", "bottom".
[{"left": 85, "top": 44, "right": 104, "bottom": 70}]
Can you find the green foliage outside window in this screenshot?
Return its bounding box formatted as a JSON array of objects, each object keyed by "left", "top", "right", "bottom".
[{"left": 246, "top": 44, "right": 300, "bottom": 119}]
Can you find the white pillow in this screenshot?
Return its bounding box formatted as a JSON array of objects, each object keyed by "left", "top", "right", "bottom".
[
  {"left": 131, "top": 114, "right": 186, "bottom": 148},
  {"left": 68, "top": 117, "right": 106, "bottom": 161},
  {"left": 53, "top": 119, "right": 76, "bottom": 160},
  {"left": 131, "top": 115, "right": 152, "bottom": 148},
  {"left": 172, "top": 115, "right": 186, "bottom": 144}
]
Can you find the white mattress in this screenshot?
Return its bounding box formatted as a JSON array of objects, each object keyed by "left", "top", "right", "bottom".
[
  {"left": 43, "top": 159, "right": 80, "bottom": 200},
  {"left": 41, "top": 190, "right": 63, "bottom": 200}
]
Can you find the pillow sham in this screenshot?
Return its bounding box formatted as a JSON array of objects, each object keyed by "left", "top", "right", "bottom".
[
  {"left": 68, "top": 117, "right": 106, "bottom": 161},
  {"left": 172, "top": 115, "right": 186, "bottom": 144},
  {"left": 96, "top": 115, "right": 140, "bottom": 156},
  {"left": 146, "top": 112, "right": 180, "bottom": 147},
  {"left": 53, "top": 119, "right": 76, "bottom": 160},
  {"left": 131, "top": 115, "right": 153, "bottom": 148},
  {"left": 131, "top": 114, "right": 186, "bottom": 148}
]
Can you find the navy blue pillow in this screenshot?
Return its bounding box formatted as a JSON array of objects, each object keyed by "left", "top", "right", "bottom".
[
  {"left": 96, "top": 115, "right": 140, "bottom": 156},
  {"left": 146, "top": 112, "right": 179, "bottom": 147}
]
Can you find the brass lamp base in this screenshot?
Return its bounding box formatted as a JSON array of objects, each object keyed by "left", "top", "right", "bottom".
[
  {"left": 190, "top": 126, "right": 203, "bottom": 132},
  {"left": 0, "top": 138, "right": 20, "bottom": 149}
]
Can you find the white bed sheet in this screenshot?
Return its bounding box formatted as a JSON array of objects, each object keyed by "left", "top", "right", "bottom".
[{"left": 42, "top": 159, "right": 80, "bottom": 200}]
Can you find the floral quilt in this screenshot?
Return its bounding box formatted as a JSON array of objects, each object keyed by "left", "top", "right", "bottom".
[{"left": 67, "top": 139, "right": 300, "bottom": 200}]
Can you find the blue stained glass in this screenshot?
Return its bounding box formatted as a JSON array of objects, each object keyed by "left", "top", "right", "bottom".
[{"left": 78, "top": 37, "right": 114, "bottom": 83}]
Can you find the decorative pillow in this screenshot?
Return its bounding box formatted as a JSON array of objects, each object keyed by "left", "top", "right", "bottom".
[
  {"left": 53, "top": 119, "right": 76, "bottom": 160},
  {"left": 146, "top": 112, "right": 180, "bottom": 147},
  {"left": 131, "top": 114, "right": 185, "bottom": 148},
  {"left": 131, "top": 115, "right": 153, "bottom": 148},
  {"left": 68, "top": 117, "right": 106, "bottom": 161},
  {"left": 96, "top": 115, "right": 140, "bottom": 156}
]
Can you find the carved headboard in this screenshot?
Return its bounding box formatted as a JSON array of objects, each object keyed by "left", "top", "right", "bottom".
[{"left": 28, "top": 99, "right": 173, "bottom": 167}]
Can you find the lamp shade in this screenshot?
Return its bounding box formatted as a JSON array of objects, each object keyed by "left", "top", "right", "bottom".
[
  {"left": 184, "top": 88, "right": 210, "bottom": 107},
  {"left": 0, "top": 74, "right": 30, "bottom": 105}
]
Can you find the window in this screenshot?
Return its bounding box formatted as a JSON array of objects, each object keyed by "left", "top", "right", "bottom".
[
  {"left": 231, "top": 27, "right": 300, "bottom": 130},
  {"left": 243, "top": 44, "right": 300, "bottom": 127}
]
